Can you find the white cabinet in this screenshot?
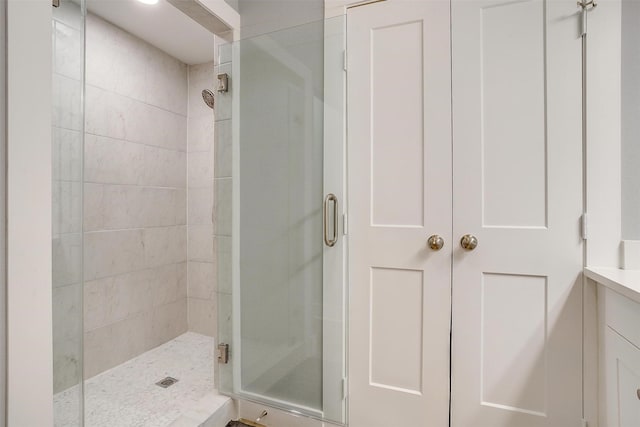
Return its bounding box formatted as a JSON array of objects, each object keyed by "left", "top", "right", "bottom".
[
  {"left": 347, "top": 1, "right": 584, "bottom": 426},
  {"left": 599, "top": 286, "right": 640, "bottom": 427}
]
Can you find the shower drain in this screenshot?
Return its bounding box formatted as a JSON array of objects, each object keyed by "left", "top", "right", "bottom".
[{"left": 155, "top": 377, "right": 179, "bottom": 388}]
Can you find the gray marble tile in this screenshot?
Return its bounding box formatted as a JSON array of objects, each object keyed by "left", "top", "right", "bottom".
[
  {"left": 214, "top": 119, "right": 232, "bottom": 178},
  {"left": 86, "top": 14, "right": 147, "bottom": 102},
  {"left": 215, "top": 236, "right": 232, "bottom": 295},
  {"left": 53, "top": 127, "right": 82, "bottom": 182},
  {"left": 145, "top": 104, "right": 188, "bottom": 152},
  {"left": 218, "top": 42, "right": 232, "bottom": 65},
  {"left": 53, "top": 233, "right": 83, "bottom": 288},
  {"left": 53, "top": 283, "right": 83, "bottom": 394},
  {"left": 215, "top": 120, "right": 233, "bottom": 178},
  {"left": 188, "top": 225, "right": 214, "bottom": 262},
  {"left": 187, "top": 262, "right": 216, "bottom": 300},
  {"left": 54, "top": 21, "right": 83, "bottom": 81},
  {"left": 84, "top": 311, "right": 154, "bottom": 378},
  {"left": 175, "top": 189, "right": 188, "bottom": 225},
  {"left": 84, "top": 134, "right": 145, "bottom": 185},
  {"left": 83, "top": 183, "right": 104, "bottom": 232},
  {"left": 85, "top": 185, "right": 186, "bottom": 231},
  {"left": 150, "top": 262, "right": 188, "bottom": 307},
  {"left": 53, "top": 74, "right": 83, "bottom": 131},
  {"left": 140, "top": 187, "right": 187, "bottom": 227},
  {"left": 188, "top": 187, "right": 214, "bottom": 226},
  {"left": 151, "top": 299, "right": 188, "bottom": 345},
  {"left": 85, "top": 85, "right": 127, "bottom": 140},
  {"left": 53, "top": 180, "right": 82, "bottom": 235},
  {"left": 188, "top": 297, "right": 217, "bottom": 337},
  {"left": 188, "top": 114, "right": 215, "bottom": 153},
  {"left": 84, "top": 229, "right": 145, "bottom": 280},
  {"left": 84, "top": 269, "right": 153, "bottom": 332},
  {"left": 144, "top": 226, "right": 188, "bottom": 268},
  {"left": 144, "top": 46, "right": 188, "bottom": 116},
  {"left": 188, "top": 150, "right": 214, "bottom": 188},
  {"left": 214, "top": 178, "right": 232, "bottom": 236},
  {"left": 143, "top": 146, "right": 187, "bottom": 188}
]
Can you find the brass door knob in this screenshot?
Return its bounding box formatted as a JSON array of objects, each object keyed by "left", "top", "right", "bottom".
[
  {"left": 427, "top": 235, "right": 445, "bottom": 251},
  {"left": 460, "top": 234, "right": 478, "bottom": 251}
]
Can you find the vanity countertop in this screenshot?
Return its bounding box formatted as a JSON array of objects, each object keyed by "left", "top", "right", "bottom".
[{"left": 584, "top": 267, "right": 640, "bottom": 304}]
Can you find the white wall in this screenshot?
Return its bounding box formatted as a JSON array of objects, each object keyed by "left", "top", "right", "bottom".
[
  {"left": 586, "top": 0, "right": 622, "bottom": 268},
  {"left": 6, "top": 0, "right": 54, "bottom": 425},
  {"left": 621, "top": 0, "right": 640, "bottom": 240}
]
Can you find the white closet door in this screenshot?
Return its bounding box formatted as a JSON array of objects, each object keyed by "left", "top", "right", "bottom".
[
  {"left": 450, "top": 0, "right": 584, "bottom": 425},
  {"left": 347, "top": 1, "right": 452, "bottom": 426}
]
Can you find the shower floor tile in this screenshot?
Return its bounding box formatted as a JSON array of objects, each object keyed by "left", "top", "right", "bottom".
[{"left": 54, "top": 332, "right": 230, "bottom": 427}]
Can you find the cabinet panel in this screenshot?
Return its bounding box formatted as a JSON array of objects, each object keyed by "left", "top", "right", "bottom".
[
  {"left": 604, "top": 326, "right": 640, "bottom": 427},
  {"left": 605, "top": 287, "right": 640, "bottom": 349},
  {"left": 348, "top": 1, "right": 582, "bottom": 426}
]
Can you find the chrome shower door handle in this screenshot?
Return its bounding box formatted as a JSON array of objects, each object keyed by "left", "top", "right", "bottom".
[{"left": 324, "top": 193, "right": 338, "bottom": 247}]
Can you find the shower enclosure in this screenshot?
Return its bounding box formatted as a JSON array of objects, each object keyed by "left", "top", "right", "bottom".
[
  {"left": 50, "top": 0, "right": 347, "bottom": 424},
  {"left": 216, "top": 15, "right": 347, "bottom": 426}
]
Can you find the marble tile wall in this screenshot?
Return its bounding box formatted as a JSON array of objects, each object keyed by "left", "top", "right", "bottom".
[
  {"left": 187, "top": 61, "right": 217, "bottom": 336},
  {"left": 83, "top": 14, "right": 189, "bottom": 379}
]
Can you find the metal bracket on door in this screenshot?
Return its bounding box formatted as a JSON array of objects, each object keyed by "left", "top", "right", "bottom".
[
  {"left": 217, "top": 343, "right": 229, "bottom": 364},
  {"left": 577, "top": 0, "right": 597, "bottom": 10},
  {"left": 324, "top": 193, "right": 338, "bottom": 247},
  {"left": 577, "top": 0, "right": 597, "bottom": 36},
  {"left": 52, "top": 0, "right": 60, "bottom": 7}
]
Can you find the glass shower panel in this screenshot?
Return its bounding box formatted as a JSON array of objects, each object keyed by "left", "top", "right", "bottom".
[
  {"left": 0, "top": 1, "right": 5, "bottom": 422},
  {"left": 52, "top": 1, "right": 85, "bottom": 426},
  {"left": 216, "top": 15, "right": 346, "bottom": 425}
]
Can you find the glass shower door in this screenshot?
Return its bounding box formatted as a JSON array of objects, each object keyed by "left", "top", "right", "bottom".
[
  {"left": 51, "top": 0, "right": 85, "bottom": 426},
  {"left": 216, "top": 15, "right": 347, "bottom": 425}
]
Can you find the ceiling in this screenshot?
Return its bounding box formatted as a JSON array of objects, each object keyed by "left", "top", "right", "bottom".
[{"left": 86, "top": 0, "right": 219, "bottom": 65}]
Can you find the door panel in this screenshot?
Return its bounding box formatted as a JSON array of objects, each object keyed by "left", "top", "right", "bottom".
[
  {"left": 480, "top": 0, "right": 547, "bottom": 227},
  {"left": 222, "top": 17, "right": 348, "bottom": 424},
  {"left": 451, "top": 0, "right": 583, "bottom": 425},
  {"left": 604, "top": 327, "right": 640, "bottom": 427},
  {"left": 348, "top": 1, "right": 452, "bottom": 426}
]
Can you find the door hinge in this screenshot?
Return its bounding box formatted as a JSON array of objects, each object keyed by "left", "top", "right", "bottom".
[
  {"left": 217, "top": 343, "right": 229, "bottom": 364},
  {"left": 343, "top": 213, "right": 348, "bottom": 235},
  {"left": 343, "top": 50, "right": 347, "bottom": 72},
  {"left": 580, "top": 213, "right": 588, "bottom": 240},
  {"left": 342, "top": 377, "right": 348, "bottom": 399},
  {"left": 52, "top": 0, "right": 60, "bottom": 7}
]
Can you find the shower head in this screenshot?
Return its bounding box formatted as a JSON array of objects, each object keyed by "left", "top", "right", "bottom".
[{"left": 201, "top": 89, "right": 215, "bottom": 109}]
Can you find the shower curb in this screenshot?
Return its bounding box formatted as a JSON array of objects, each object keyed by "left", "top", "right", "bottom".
[{"left": 168, "top": 392, "right": 236, "bottom": 427}]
